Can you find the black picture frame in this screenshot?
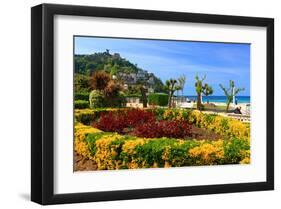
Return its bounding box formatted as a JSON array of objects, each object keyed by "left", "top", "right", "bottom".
[{"left": 31, "top": 3, "right": 274, "bottom": 205}]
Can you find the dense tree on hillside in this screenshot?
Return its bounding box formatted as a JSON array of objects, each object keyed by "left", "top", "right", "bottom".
[
  {"left": 74, "top": 73, "right": 90, "bottom": 93},
  {"left": 74, "top": 51, "right": 165, "bottom": 92},
  {"left": 75, "top": 52, "right": 138, "bottom": 75}
]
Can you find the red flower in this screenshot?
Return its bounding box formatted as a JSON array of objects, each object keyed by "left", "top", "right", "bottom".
[
  {"left": 93, "top": 109, "right": 192, "bottom": 139},
  {"left": 93, "top": 109, "right": 155, "bottom": 133},
  {"left": 133, "top": 120, "right": 192, "bottom": 139}
]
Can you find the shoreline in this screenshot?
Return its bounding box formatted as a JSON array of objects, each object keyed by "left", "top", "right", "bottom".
[
  {"left": 184, "top": 96, "right": 250, "bottom": 104},
  {"left": 205, "top": 102, "right": 250, "bottom": 106},
  {"left": 202, "top": 102, "right": 250, "bottom": 115}
]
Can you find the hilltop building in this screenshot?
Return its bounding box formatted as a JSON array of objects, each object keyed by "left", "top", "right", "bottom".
[{"left": 117, "top": 70, "right": 156, "bottom": 91}]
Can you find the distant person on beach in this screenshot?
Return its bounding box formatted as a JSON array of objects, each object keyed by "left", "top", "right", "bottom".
[
  {"left": 235, "top": 98, "right": 238, "bottom": 105},
  {"left": 234, "top": 106, "right": 242, "bottom": 114}
]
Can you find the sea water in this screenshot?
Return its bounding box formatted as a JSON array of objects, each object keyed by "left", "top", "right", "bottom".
[{"left": 185, "top": 96, "right": 250, "bottom": 104}]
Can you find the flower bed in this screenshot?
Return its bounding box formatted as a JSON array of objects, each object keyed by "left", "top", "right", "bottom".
[
  {"left": 150, "top": 108, "right": 250, "bottom": 140},
  {"left": 74, "top": 124, "right": 250, "bottom": 170},
  {"left": 93, "top": 109, "right": 193, "bottom": 139},
  {"left": 94, "top": 109, "right": 155, "bottom": 133},
  {"left": 132, "top": 120, "right": 192, "bottom": 138},
  {"left": 74, "top": 108, "right": 250, "bottom": 170},
  {"left": 75, "top": 108, "right": 250, "bottom": 140}
]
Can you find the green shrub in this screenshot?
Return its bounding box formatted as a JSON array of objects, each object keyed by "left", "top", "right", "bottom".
[
  {"left": 148, "top": 93, "right": 168, "bottom": 106},
  {"left": 86, "top": 132, "right": 113, "bottom": 156},
  {"left": 149, "top": 108, "right": 166, "bottom": 120},
  {"left": 75, "top": 100, "right": 89, "bottom": 109},
  {"left": 74, "top": 73, "right": 90, "bottom": 93},
  {"left": 75, "top": 108, "right": 125, "bottom": 125},
  {"left": 124, "top": 93, "right": 141, "bottom": 98},
  {"left": 75, "top": 128, "right": 250, "bottom": 170},
  {"left": 104, "top": 95, "right": 126, "bottom": 108},
  {"left": 89, "top": 90, "right": 105, "bottom": 108},
  {"left": 75, "top": 92, "right": 89, "bottom": 101},
  {"left": 75, "top": 109, "right": 95, "bottom": 125},
  {"left": 223, "top": 138, "right": 250, "bottom": 164},
  {"left": 89, "top": 90, "right": 126, "bottom": 108},
  {"left": 132, "top": 138, "right": 199, "bottom": 167}
]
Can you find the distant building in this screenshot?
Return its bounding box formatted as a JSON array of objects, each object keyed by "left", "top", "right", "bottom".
[
  {"left": 113, "top": 53, "right": 120, "bottom": 59},
  {"left": 117, "top": 70, "right": 156, "bottom": 88},
  {"left": 117, "top": 72, "right": 136, "bottom": 84},
  {"left": 136, "top": 71, "right": 145, "bottom": 79},
  {"left": 148, "top": 76, "right": 154, "bottom": 84}
]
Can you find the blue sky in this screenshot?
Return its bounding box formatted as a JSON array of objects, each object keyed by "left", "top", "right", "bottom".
[{"left": 75, "top": 36, "right": 250, "bottom": 96}]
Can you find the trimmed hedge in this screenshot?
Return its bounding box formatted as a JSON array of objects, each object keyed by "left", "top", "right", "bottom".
[
  {"left": 148, "top": 93, "right": 169, "bottom": 106},
  {"left": 75, "top": 124, "right": 250, "bottom": 170},
  {"left": 75, "top": 100, "right": 89, "bottom": 109},
  {"left": 75, "top": 108, "right": 123, "bottom": 125},
  {"left": 75, "top": 92, "right": 90, "bottom": 101}
]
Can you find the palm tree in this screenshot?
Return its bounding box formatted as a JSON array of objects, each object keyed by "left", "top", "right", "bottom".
[
  {"left": 90, "top": 70, "right": 111, "bottom": 91},
  {"left": 166, "top": 79, "right": 178, "bottom": 108},
  {"left": 195, "top": 74, "right": 206, "bottom": 110},
  {"left": 202, "top": 83, "right": 213, "bottom": 104},
  {"left": 219, "top": 80, "right": 244, "bottom": 112},
  {"left": 178, "top": 75, "right": 186, "bottom": 102},
  {"left": 175, "top": 85, "right": 182, "bottom": 105}
]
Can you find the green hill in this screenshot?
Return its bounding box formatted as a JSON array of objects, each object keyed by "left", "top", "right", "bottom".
[{"left": 74, "top": 50, "right": 165, "bottom": 93}]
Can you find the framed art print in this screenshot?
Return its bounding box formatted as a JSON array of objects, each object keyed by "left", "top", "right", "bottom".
[{"left": 31, "top": 3, "right": 274, "bottom": 205}]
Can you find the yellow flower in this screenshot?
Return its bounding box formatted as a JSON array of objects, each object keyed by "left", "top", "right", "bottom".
[
  {"left": 74, "top": 124, "right": 102, "bottom": 158},
  {"left": 189, "top": 140, "right": 224, "bottom": 165},
  {"left": 122, "top": 139, "right": 146, "bottom": 155},
  {"left": 161, "top": 146, "right": 171, "bottom": 161}
]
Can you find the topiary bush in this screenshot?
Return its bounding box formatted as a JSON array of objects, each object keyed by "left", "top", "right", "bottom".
[
  {"left": 148, "top": 93, "right": 169, "bottom": 106},
  {"left": 89, "top": 90, "right": 105, "bottom": 108}
]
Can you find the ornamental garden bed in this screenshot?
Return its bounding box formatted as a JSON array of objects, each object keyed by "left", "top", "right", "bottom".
[
  {"left": 91, "top": 108, "right": 223, "bottom": 140},
  {"left": 74, "top": 108, "right": 250, "bottom": 171}
]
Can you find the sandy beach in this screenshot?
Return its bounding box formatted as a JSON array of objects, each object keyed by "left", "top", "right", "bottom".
[{"left": 210, "top": 102, "right": 250, "bottom": 114}]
